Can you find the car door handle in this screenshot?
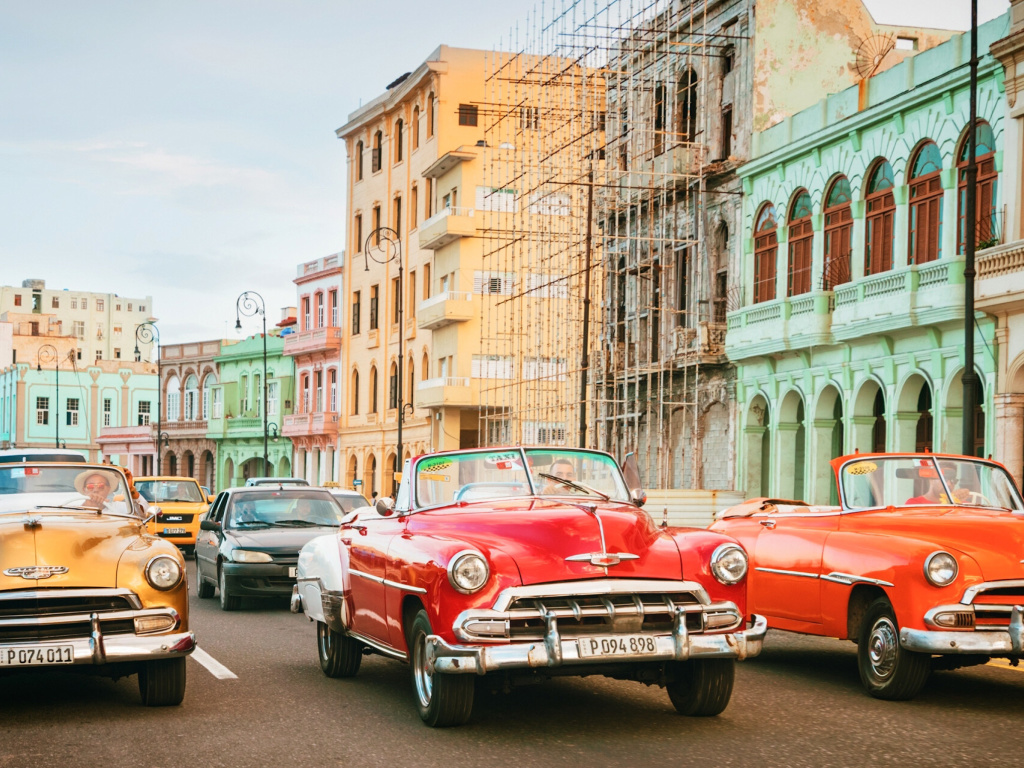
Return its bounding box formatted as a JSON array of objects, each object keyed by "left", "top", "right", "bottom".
[{"left": 760, "top": 519, "right": 777, "bottom": 529}]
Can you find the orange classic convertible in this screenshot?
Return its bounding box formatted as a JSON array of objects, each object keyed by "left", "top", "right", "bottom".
[{"left": 710, "top": 453, "right": 1024, "bottom": 700}]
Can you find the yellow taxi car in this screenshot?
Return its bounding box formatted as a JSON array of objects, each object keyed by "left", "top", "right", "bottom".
[
  {"left": 0, "top": 461, "right": 194, "bottom": 705},
  {"left": 134, "top": 475, "right": 211, "bottom": 551}
]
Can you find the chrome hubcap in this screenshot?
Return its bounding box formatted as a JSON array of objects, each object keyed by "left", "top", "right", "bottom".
[
  {"left": 412, "top": 631, "right": 433, "bottom": 708},
  {"left": 868, "top": 617, "right": 899, "bottom": 680}
]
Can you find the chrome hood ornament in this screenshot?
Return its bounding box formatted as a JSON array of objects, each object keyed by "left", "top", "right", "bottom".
[
  {"left": 565, "top": 503, "right": 639, "bottom": 569},
  {"left": 4, "top": 565, "right": 69, "bottom": 580}
]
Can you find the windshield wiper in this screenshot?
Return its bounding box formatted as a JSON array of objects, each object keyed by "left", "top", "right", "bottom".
[
  {"left": 537, "top": 473, "right": 610, "bottom": 501},
  {"left": 234, "top": 521, "right": 272, "bottom": 528},
  {"left": 271, "top": 519, "right": 332, "bottom": 527}
]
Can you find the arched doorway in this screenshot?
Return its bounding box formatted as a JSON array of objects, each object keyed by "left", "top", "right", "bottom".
[
  {"left": 743, "top": 395, "right": 770, "bottom": 497},
  {"left": 278, "top": 456, "right": 292, "bottom": 477},
  {"left": 385, "top": 451, "right": 397, "bottom": 496},
  {"left": 223, "top": 458, "right": 235, "bottom": 490},
  {"left": 812, "top": 385, "right": 844, "bottom": 505},
  {"left": 183, "top": 450, "right": 195, "bottom": 478},
  {"left": 701, "top": 402, "right": 730, "bottom": 490},
  {"left": 777, "top": 390, "right": 806, "bottom": 500},
  {"left": 367, "top": 454, "right": 377, "bottom": 498},
  {"left": 896, "top": 374, "right": 932, "bottom": 452},
  {"left": 852, "top": 379, "right": 886, "bottom": 453},
  {"left": 201, "top": 450, "right": 215, "bottom": 489},
  {"left": 346, "top": 454, "right": 358, "bottom": 488}
]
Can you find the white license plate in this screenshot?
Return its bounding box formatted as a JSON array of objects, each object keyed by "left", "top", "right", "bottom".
[
  {"left": 577, "top": 635, "right": 659, "bottom": 658},
  {"left": 0, "top": 645, "right": 75, "bottom": 667},
  {"left": 163, "top": 527, "right": 187, "bottom": 535},
  {"left": 288, "top": 567, "right": 296, "bottom": 578}
]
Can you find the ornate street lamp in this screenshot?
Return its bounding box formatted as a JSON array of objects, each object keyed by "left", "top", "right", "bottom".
[
  {"left": 267, "top": 422, "right": 280, "bottom": 442},
  {"left": 236, "top": 291, "right": 270, "bottom": 477},
  {"left": 364, "top": 226, "right": 406, "bottom": 474},
  {"left": 37, "top": 344, "right": 60, "bottom": 448},
  {"left": 134, "top": 322, "right": 161, "bottom": 473}
]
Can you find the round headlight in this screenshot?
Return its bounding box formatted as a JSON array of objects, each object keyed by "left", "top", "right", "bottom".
[
  {"left": 448, "top": 551, "right": 489, "bottom": 594},
  {"left": 232, "top": 550, "right": 273, "bottom": 563},
  {"left": 924, "top": 551, "right": 958, "bottom": 586},
  {"left": 145, "top": 555, "right": 182, "bottom": 591},
  {"left": 710, "top": 544, "right": 748, "bottom": 585}
]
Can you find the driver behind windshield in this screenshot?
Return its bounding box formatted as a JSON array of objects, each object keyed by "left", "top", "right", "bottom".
[
  {"left": 541, "top": 458, "right": 577, "bottom": 494},
  {"left": 74, "top": 470, "right": 114, "bottom": 510}
]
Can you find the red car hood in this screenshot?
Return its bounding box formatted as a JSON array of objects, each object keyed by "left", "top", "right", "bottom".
[
  {"left": 844, "top": 506, "right": 1024, "bottom": 580},
  {"left": 406, "top": 498, "right": 683, "bottom": 585}
]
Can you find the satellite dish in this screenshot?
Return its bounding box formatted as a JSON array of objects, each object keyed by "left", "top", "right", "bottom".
[{"left": 854, "top": 34, "right": 896, "bottom": 80}]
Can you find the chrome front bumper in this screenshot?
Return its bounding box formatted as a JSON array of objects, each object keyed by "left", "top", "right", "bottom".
[
  {"left": 901, "top": 604, "right": 1024, "bottom": 656},
  {"left": 426, "top": 614, "right": 767, "bottom": 675}
]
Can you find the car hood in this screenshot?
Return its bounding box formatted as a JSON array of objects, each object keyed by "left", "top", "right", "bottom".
[
  {"left": 0, "top": 511, "right": 142, "bottom": 590},
  {"left": 844, "top": 506, "right": 1024, "bottom": 580},
  {"left": 153, "top": 501, "right": 207, "bottom": 513},
  {"left": 228, "top": 525, "right": 340, "bottom": 554},
  {"left": 407, "top": 499, "right": 683, "bottom": 585}
]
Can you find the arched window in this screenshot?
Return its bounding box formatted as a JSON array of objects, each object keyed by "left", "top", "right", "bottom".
[
  {"left": 675, "top": 71, "right": 698, "bottom": 143},
  {"left": 315, "top": 369, "right": 323, "bottom": 412},
  {"left": 823, "top": 176, "right": 852, "bottom": 290},
  {"left": 252, "top": 373, "right": 261, "bottom": 417},
  {"left": 372, "top": 130, "right": 382, "bottom": 173},
  {"left": 426, "top": 92, "right": 435, "bottom": 137},
  {"left": 368, "top": 454, "right": 377, "bottom": 496},
  {"left": 407, "top": 355, "right": 415, "bottom": 407},
  {"left": 183, "top": 374, "right": 199, "bottom": 421},
  {"left": 957, "top": 121, "right": 998, "bottom": 253},
  {"left": 355, "top": 140, "right": 364, "bottom": 181},
  {"left": 302, "top": 374, "right": 310, "bottom": 413},
  {"left": 787, "top": 190, "right": 813, "bottom": 296},
  {"left": 316, "top": 292, "right": 324, "bottom": 328},
  {"left": 351, "top": 370, "right": 360, "bottom": 415},
  {"left": 394, "top": 118, "right": 404, "bottom": 163},
  {"left": 370, "top": 367, "right": 379, "bottom": 413},
  {"left": 202, "top": 373, "right": 216, "bottom": 421},
  {"left": 412, "top": 106, "right": 420, "bottom": 150},
  {"left": 166, "top": 375, "right": 180, "bottom": 422},
  {"left": 754, "top": 203, "right": 778, "bottom": 303},
  {"left": 389, "top": 362, "right": 399, "bottom": 410},
  {"left": 329, "top": 368, "right": 337, "bottom": 412},
  {"left": 866, "top": 159, "right": 896, "bottom": 275},
  {"left": 908, "top": 141, "right": 943, "bottom": 264}
]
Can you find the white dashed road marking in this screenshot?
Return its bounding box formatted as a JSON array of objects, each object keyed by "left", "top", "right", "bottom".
[{"left": 189, "top": 647, "right": 238, "bottom": 679}]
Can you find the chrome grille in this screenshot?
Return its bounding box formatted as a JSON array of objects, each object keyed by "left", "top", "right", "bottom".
[
  {"left": 0, "top": 589, "right": 143, "bottom": 643},
  {"left": 507, "top": 592, "right": 704, "bottom": 639},
  {"left": 964, "top": 580, "right": 1024, "bottom": 629}
]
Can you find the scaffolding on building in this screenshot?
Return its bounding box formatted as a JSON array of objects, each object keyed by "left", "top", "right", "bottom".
[{"left": 478, "top": 0, "right": 737, "bottom": 489}]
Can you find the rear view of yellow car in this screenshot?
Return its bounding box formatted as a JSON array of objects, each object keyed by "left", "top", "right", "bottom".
[
  {"left": 134, "top": 476, "right": 211, "bottom": 551},
  {"left": 0, "top": 462, "right": 194, "bottom": 705}
]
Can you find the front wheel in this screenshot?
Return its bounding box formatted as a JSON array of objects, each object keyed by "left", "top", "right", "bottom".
[
  {"left": 857, "top": 597, "right": 930, "bottom": 700},
  {"left": 138, "top": 657, "right": 186, "bottom": 706},
  {"left": 218, "top": 565, "right": 241, "bottom": 611},
  {"left": 317, "top": 621, "right": 362, "bottom": 678},
  {"left": 406, "top": 609, "right": 474, "bottom": 727},
  {"left": 665, "top": 659, "right": 735, "bottom": 716}
]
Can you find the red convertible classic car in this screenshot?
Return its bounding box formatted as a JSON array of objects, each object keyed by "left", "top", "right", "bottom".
[
  {"left": 711, "top": 452, "right": 1024, "bottom": 700},
  {"left": 293, "top": 447, "right": 766, "bottom": 726}
]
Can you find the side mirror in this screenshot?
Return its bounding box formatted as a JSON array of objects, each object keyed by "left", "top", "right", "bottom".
[
  {"left": 375, "top": 497, "right": 396, "bottom": 517},
  {"left": 630, "top": 489, "right": 647, "bottom": 507},
  {"left": 200, "top": 519, "right": 221, "bottom": 531},
  {"left": 208, "top": 495, "right": 215, "bottom": 503}
]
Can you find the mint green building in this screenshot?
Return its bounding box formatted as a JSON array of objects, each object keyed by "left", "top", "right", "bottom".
[
  {"left": 728, "top": 17, "right": 1007, "bottom": 504},
  {"left": 206, "top": 333, "right": 296, "bottom": 490}
]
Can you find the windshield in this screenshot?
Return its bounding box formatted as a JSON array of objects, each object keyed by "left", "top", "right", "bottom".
[
  {"left": 331, "top": 492, "right": 371, "bottom": 513},
  {"left": 136, "top": 480, "right": 205, "bottom": 503},
  {"left": 0, "top": 465, "right": 135, "bottom": 516},
  {"left": 840, "top": 456, "right": 1024, "bottom": 512},
  {"left": 413, "top": 448, "right": 629, "bottom": 507},
  {"left": 225, "top": 490, "right": 346, "bottom": 529}
]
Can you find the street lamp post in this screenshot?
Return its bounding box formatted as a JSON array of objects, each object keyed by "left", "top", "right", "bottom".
[
  {"left": 37, "top": 344, "right": 60, "bottom": 448},
  {"left": 365, "top": 226, "right": 405, "bottom": 482},
  {"left": 134, "top": 322, "right": 161, "bottom": 474},
  {"left": 236, "top": 291, "right": 269, "bottom": 477}
]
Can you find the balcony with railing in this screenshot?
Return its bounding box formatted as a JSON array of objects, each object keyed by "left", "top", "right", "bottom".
[
  {"left": 726, "top": 290, "right": 834, "bottom": 361},
  {"left": 415, "top": 376, "right": 474, "bottom": 408},
  {"left": 418, "top": 207, "right": 476, "bottom": 250},
  {"left": 417, "top": 291, "right": 475, "bottom": 330},
  {"left": 977, "top": 237, "right": 1024, "bottom": 312},
  {"left": 282, "top": 411, "right": 339, "bottom": 438},
  {"left": 283, "top": 326, "right": 341, "bottom": 357}
]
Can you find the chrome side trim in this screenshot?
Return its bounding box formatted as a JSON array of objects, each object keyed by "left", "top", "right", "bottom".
[
  {"left": 348, "top": 568, "right": 425, "bottom": 594},
  {"left": 960, "top": 580, "right": 1024, "bottom": 605},
  {"left": 346, "top": 629, "right": 407, "bottom": 660},
  {"left": 754, "top": 567, "right": 819, "bottom": 579},
  {"left": 490, "top": 579, "right": 711, "bottom": 612},
  {"left": 820, "top": 572, "right": 894, "bottom": 587}
]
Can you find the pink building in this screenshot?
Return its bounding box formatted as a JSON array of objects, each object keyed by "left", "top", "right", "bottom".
[{"left": 282, "top": 254, "right": 343, "bottom": 484}]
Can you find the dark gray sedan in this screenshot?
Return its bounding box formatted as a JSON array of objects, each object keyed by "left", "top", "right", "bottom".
[{"left": 195, "top": 487, "right": 347, "bottom": 611}]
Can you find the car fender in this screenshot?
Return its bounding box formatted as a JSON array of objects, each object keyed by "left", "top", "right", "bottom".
[
  {"left": 666, "top": 527, "right": 749, "bottom": 615},
  {"left": 297, "top": 532, "right": 351, "bottom": 628},
  {"left": 820, "top": 531, "right": 983, "bottom": 637}
]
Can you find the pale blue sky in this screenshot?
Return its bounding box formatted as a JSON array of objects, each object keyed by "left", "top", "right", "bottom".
[{"left": 0, "top": 0, "right": 1007, "bottom": 344}]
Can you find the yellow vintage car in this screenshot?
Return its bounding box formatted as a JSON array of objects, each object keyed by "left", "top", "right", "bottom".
[
  {"left": 0, "top": 462, "right": 194, "bottom": 705},
  {"left": 134, "top": 475, "right": 211, "bottom": 551}
]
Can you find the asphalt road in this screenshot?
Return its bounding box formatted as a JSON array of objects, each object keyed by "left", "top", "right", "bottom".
[{"left": 2, "top": 563, "right": 1023, "bottom": 768}]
